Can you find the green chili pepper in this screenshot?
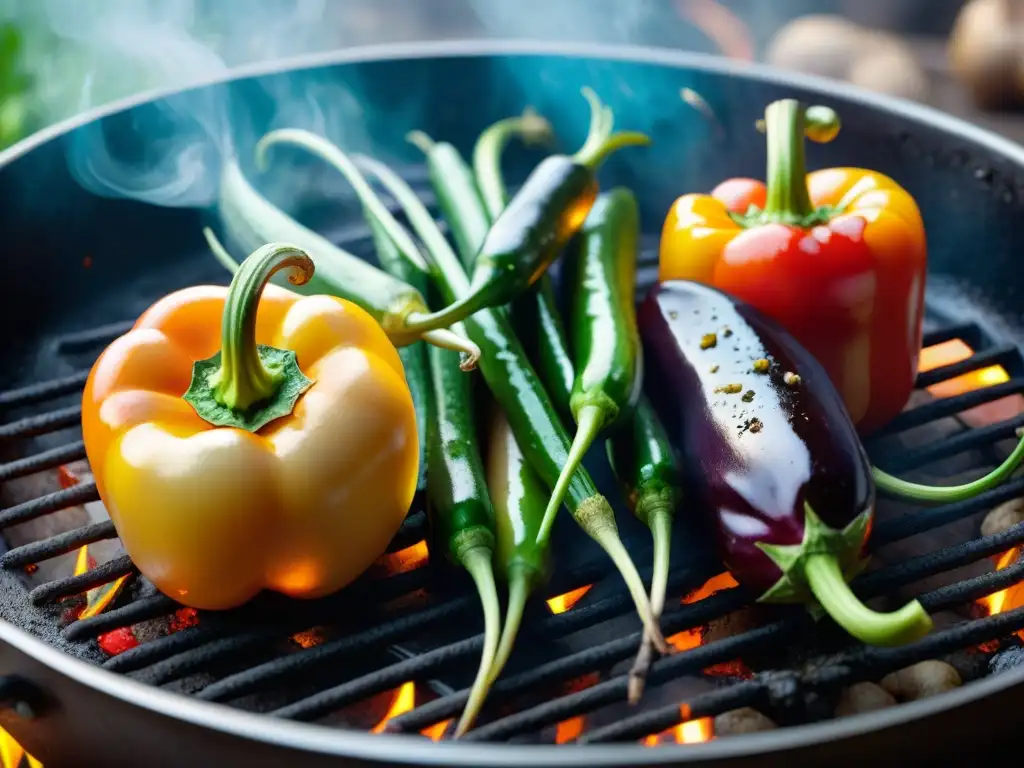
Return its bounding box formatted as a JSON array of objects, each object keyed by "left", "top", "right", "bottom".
[
  {"left": 202, "top": 159, "right": 479, "bottom": 363},
  {"left": 348, "top": 150, "right": 666, "bottom": 660},
  {"left": 549, "top": 187, "right": 645, "bottom": 543},
  {"left": 484, "top": 406, "right": 549, "bottom": 686},
  {"left": 393, "top": 88, "right": 651, "bottom": 328},
  {"left": 607, "top": 393, "right": 681, "bottom": 703},
  {"left": 425, "top": 340, "right": 501, "bottom": 737},
  {"left": 407, "top": 130, "right": 491, "bottom": 267},
  {"left": 472, "top": 110, "right": 575, "bottom": 418}
]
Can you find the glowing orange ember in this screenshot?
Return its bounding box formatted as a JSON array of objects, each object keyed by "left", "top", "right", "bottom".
[
  {"left": 554, "top": 716, "right": 586, "bottom": 744},
  {"left": 666, "top": 572, "right": 739, "bottom": 652},
  {"left": 917, "top": 340, "right": 1022, "bottom": 425},
  {"left": 420, "top": 719, "right": 452, "bottom": 742},
  {"left": 0, "top": 725, "right": 41, "bottom": 768},
  {"left": 642, "top": 708, "right": 714, "bottom": 746},
  {"left": 290, "top": 628, "right": 326, "bottom": 649},
  {"left": 377, "top": 540, "right": 430, "bottom": 575},
  {"left": 369, "top": 682, "right": 455, "bottom": 740},
  {"left": 982, "top": 546, "right": 1024, "bottom": 640},
  {"left": 546, "top": 584, "right": 593, "bottom": 614}
]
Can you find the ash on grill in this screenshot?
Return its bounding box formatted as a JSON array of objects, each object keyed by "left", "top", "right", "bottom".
[{"left": 2, "top": 245, "right": 1024, "bottom": 747}]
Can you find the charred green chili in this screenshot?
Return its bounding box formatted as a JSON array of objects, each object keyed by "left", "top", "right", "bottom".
[
  {"left": 607, "top": 393, "right": 681, "bottom": 703},
  {"left": 203, "top": 159, "right": 478, "bottom": 363},
  {"left": 347, "top": 150, "right": 666, "bottom": 656},
  {"left": 472, "top": 110, "right": 576, "bottom": 417},
  {"left": 396, "top": 88, "right": 650, "bottom": 328},
  {"left": 425, "top": 340, "right": 501, "bottom": 737},
  {"left": 484, "top": 407, "right": 549, "bottom": 685},
  {"left": 547, "top": 187, "right": 645, "bottom": 545}
]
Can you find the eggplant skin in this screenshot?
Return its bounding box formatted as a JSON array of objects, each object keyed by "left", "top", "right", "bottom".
[{"left": 638, "top": 280, "right": 874, "bottom": 595}]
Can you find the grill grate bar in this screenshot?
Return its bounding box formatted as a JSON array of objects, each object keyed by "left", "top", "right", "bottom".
[
  {"left": 0, "top": 405, "right": 82, "bottom": 441},
  {"left": 385, "top": 510, "right": 427, "bottom": 554},
  {"left": 914, "top": 344, "right": 1019, "bottom": 388},
  {"left": 874, "top": 379, "right": 1024, "bottom": 437},
  {"left": 1, "top": 520, "right": 116, "bottom": 568},
  {"left": 879, "top": 415, "right": 1024, "bottom": 475},
  {"left": 54, "top": 322, "right": 134, "bottom": 353},
  {"left": 921, "top": 323, "right": 983, "bottom": 349},
  {"left": 28, "top": 555, "right": 135, "bottom": 605},
  {"left": 385, "top": 586, "right": 752, "bottom": 734},
  {"left": 0, "top": 371, "right": 90, "bottom": 409},
  {"left": 0, "top": 482, "right": 99, "bottom": 529},
  {"left": 63, "top": 593, "right": 179, "bottom": 641},
  {"left": 0, "top": 440, "right": 86, "bottom": 482}
]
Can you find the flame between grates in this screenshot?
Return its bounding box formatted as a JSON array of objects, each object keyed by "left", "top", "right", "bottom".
[{"left": 1, "top": 255, "right": 1024, "bottom": 749}]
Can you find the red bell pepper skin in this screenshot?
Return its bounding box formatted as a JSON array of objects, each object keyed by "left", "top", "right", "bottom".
[{"left": 659, "top": 99, "right": 927, "bottom": 435}]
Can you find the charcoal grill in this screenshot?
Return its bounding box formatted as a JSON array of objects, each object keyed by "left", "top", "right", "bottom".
[{"left": 1, "top": 40, "right": 1024, "bottom": 767}]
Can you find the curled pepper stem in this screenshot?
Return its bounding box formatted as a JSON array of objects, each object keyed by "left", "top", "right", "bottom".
[
  {"left": 487, "top": 566, "right": 531, "bottom": 686},
  {"left": 873, "top": 430, "right": 1024, "bottom": 503},
  {"left": 214, "top": 243, "right": 313, "bottom": 411},
  {"left": 758, "top": 98, "right": 841, "bottom": 226},
  {"left": 572, "top": 87, "right": 652, "bottom": 171},
  {"left": 804, "top": 554, "right": 933, "bottom": 647},
  {"left": 473, "top": 108, "right": 555, "bottom": 218},
  {"left": 628, "top": 503, "right": 673, "bottom": 704},
  {"left": 455, "top": 546, "right": 503, "bottom": 737}
]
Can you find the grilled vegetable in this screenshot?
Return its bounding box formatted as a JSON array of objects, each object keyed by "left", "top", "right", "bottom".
[
  {"left": 658, "top": 98, "right": 927, "bottom": 434},
  {"left": 425, "top": 342, "right": 500, "bottom": 737},
  {"left": 552, "top": 188, "right": 645, "bottom": 531},
  {"left": 348, "top": 150, "right": 665, "bottom": 656},
  {"left": 472, "top": 109, "right": 575, "bottom": 417},
  {"left": 639, "top": 279, "right": 931, "bottom": 646},
  {"left": 484, "top": 407, "right": 549, "bottom": 684},
  {"left": 206, "top": 159, "right": 478, "bottom": 363},
  {"left": 400, "top": 88, "right": 650, "bottom": 329},
  {"left": 607, "top": 393, "right": 681, "bottom": 702},
  {"left": 81, "top": 244, "right": 419, "bottom": 610}
]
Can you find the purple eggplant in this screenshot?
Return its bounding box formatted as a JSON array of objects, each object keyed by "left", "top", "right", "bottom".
[{"left": 638, "top": 279, "right": 933, "bottom": 647}]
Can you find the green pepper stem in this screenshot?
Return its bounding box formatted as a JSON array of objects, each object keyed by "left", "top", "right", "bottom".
[
  {"left": 487, "top": 567, "right": 530, "bottom": 686},
  {"left": 455, "top": 546, "right": 503, "bottom": 737},
  {"left": 203, "top": 226, "right": 241, "bottom": 275},
  {"left": 419, "top": 327, "right": 480, "bottom": 371},
  {"left": 758, "top": 99, "right": 841, "bottom": 226},
  {"left": 581, "top": 498, "right": 669, "bottom": 654},
  {"left": 536, "top": 404, "right": 607, "bottom": 546},
  {"left": 628, "top": 503, "right": 673, "bottom": 704},
  {"left": 572, "top": 87, "right": 652, "bottom": 171},
  {"left": 211, "top": 243, "right": 313, "bottom": 411},
  {"left": 804, "top": 554, "right": 932, "bottom": 646},
  {"left": 873, "top": 431, "right": 1024, "bottom": 503},
  {"left": 473, "top": 108, "right": 554, "bottom": 219}
]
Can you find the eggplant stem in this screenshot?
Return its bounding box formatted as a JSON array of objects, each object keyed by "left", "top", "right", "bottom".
[
  {"left": 628, "top": 506, "right": 673, "bottom": 704},
  {"left": 488, "top": 569, "right": 530, "bottom": 685},
  {"left": 473, "top": 109, "right": 554, "bottom": 219},
  {"left": 455, "top": 547, "right": 503, "bottom": 737},
  {"left": 873, "top": 430, "right": 1024, "bottom": 503},
  {"left": 804, "top": 554, "right": 932, "bottom": 646},
  {"left": 255, "top": 128, "right": 429, "bottom": 271},
  {"left": 536, "top": 404, "right": 606, "bottom": 546}
]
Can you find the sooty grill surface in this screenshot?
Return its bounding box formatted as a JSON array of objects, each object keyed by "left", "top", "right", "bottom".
[{"left": 1, "top": 191, "right": 1024, "bottom": 746}]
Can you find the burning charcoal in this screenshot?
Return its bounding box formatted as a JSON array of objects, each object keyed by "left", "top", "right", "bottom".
[
  {"left": 834, "top": 682, "right": 896, "bottom": 716},
  {"left": 989, "top": 645, "right": 1024, "bottom": 675},
  {"left": 981, "top": 498, "right": 1024, "bottom": 538},
  {"left": 713, "top": 707, "right": 776, "bottom": 735},
  {"left": 880, "top": 660, "right": 962, "bottom": 701}
]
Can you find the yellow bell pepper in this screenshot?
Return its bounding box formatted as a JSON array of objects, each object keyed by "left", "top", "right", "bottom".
[{"left": 82, "top": 243, "right": 420, "bottom": 610}]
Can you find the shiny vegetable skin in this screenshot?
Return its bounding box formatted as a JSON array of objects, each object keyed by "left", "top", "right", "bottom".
[
  {"left": 416, "top": 88, "right": 651, "bottom": 328},
  {"left": 639, "top": 280, "right": 933, "bottom": 647},
  {"left": 425, "top": 343, "right": 500, "bottom": 736}
]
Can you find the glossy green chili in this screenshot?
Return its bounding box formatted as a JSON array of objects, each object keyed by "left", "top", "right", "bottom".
[
  {"left": 348, "top": 149, "right": 665, "bottom": 655},
  {"left": 203, "top": 159, "right": 479, "bottom": 362},
  {"left": 484, "top": 407, "right": 549, "bottom": 685},
  {"left": 473, "top": 110, "right": 576, "bottom": 418},
  {"left": 401, "top": 88, "right": 651, "bottom": 329},
  {"left": 547, "top": 187, "right": 645, "bottom": 547},
  {"left": 607, "top": 393, "right": 681, "bottom": 703},
  {"left": 425, "top": 340, "right": 501, "bottom": 736}
]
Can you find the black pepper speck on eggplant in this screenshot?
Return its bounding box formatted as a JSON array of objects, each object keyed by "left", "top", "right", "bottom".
[{"left": 639, "top": 280, "right": 932, "bottom": 647}]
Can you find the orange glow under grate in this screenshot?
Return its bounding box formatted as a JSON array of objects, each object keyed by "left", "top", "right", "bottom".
[
  {"left": 982, "top": 547, "right": 1024, "bottom": 640},
  {"left": 642, "top": 712, "right": 714, "bottom": 746},
  {"left": 546, "top": 584, "right": 593, "bottom": 614},
  {"left": 370, "top": 682, "right": 452, "bottom": 740}
]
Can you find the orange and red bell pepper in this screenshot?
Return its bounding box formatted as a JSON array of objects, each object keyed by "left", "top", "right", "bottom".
[
  {"left": 82, "top": 243, "right": 420, "bottom": 610},
  {"left": 659, "top": 99, "right": 927, "bottom": 434}
]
